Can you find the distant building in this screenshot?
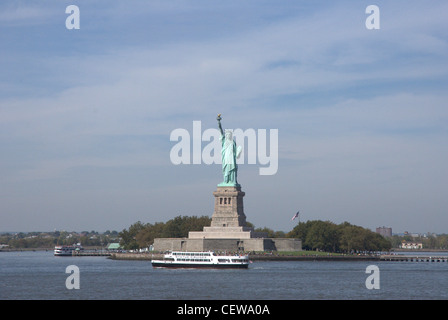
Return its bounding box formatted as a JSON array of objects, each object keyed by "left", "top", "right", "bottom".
[
  {"left": 376, "top": 226, "right": 392, "bottom": 238},
  {"left": 400, "top": 241, "right": 423, "bottom": 249},
  {"left": 107, "top": 243, "right": 122, "bottom": 251}
]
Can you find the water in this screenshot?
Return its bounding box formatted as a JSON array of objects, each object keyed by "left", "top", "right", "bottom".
[{"left": 1, "top": 251, "right": 447, "bottom": 300}]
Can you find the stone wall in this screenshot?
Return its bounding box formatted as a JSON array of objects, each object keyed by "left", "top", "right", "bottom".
[{"left": 153, "top": 237, "right": 302, "bottom": 252}]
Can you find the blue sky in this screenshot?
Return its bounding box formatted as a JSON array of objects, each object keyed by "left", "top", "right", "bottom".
[{"left": 1, "top": 0, "right": 447, "bottom": 234}]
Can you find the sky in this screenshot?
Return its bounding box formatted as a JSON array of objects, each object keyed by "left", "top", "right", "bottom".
[{"left": 1, "top": 0, "right": 447, "bottom": 234}]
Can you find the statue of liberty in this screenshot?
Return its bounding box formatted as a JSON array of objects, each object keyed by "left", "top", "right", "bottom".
[{"left": 217, "top": 114, "right": 241, "bottom": 187}]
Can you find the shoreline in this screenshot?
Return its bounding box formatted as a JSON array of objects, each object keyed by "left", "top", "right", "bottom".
[
  {"left": 2, "top": 248, "right": 447, "bottom": 262},
  {"left": 108, "top": 252, "right": 381, "bottom": 261},
  {"left": 0, "top": 246, "right": 110, "bottom": 252}
]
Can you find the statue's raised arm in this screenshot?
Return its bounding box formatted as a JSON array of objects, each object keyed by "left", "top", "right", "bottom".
[{"left": 217, "top": 114, "right": 224, "bottom": 136}]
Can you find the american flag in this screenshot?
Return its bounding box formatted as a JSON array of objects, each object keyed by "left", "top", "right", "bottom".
[{"left": 291, "top": 211, "right": 300, "bottom": 221}]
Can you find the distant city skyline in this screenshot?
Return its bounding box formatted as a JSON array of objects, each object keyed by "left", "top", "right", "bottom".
[{"left": 1, "top": 1, "right": 447, "bottom": 234}]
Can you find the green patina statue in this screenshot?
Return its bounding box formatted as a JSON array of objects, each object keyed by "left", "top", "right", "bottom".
[{"left": 217, "top": 114, "right": 242, "bottom": 187}]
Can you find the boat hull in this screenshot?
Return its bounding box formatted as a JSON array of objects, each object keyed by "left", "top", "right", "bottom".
[
  {"left": 151, "top": 261, "right": 248, "bottom": 269},
  {"left": 54, "top": 252, "right": 73, "bottom": 256},
  {"left": 151, "top": 251, "right": 250, "bottom": 269}
]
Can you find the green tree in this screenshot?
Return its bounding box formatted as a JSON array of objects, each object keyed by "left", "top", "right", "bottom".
[
  {"left": 135, "top": 222, "right": 166, "bottom": 248},
  {"left": 305, "top": 220, "right": 340, "bottom": 252},
  {"left": 119, "top": 221, "right": 147, "bottom": 250},
  {"left": 163, "top": 215, "right": 211, "bottom": 238},
  {"left": 339, "top": 225, "right": 366, "bottom": 252},
  {"left": 288, "top": 220, "right": 391, "bottom": 253},
  {"left": 121, "top": 216, "right": 212, "bottom": 249},
  {"left": 254, "top": 227, "right": 276, "bottom": 238}
]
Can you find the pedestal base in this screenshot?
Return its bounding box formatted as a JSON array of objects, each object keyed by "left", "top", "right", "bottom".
[{"left": 189, "top": 226, "right": 254, "bottom": 239}]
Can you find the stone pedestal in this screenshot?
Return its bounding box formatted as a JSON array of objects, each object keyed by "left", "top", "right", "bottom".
[
  {"left": 210, "top": 186, "right": 247, "bottom": 228},
  {"left": 189, "top": 185, "right": 262, "bottom": 239}
]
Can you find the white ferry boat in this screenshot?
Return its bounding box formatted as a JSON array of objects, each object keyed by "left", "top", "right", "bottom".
[
  {"left": 151, "top": 251, "right": 250, "bottom": 269},
  {"left": 54, "top": 243, "right": 84, "bottom": 256}
]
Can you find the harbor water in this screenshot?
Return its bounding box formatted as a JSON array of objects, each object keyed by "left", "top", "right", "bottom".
[{"left": 1, "top": 251, "right": 447, "bottom": 300}]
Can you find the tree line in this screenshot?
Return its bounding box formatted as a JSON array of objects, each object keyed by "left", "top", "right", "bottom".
[
  {"left": 286, "top": 220, "right": 391, "bottom": 253},
  {"left": 0, "top": 230, "right": 119, "bottom": 249},
  {"left": 119, "top": 216, "right": 212, "bottom": 250}
]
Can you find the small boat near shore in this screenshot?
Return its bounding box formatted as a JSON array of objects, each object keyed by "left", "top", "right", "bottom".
[
  {"left": 54, "top": 243, "right": 84, "bottom": 256},
  {"left": 151, "top": 251, "right": 250, "bottom": 269}
]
